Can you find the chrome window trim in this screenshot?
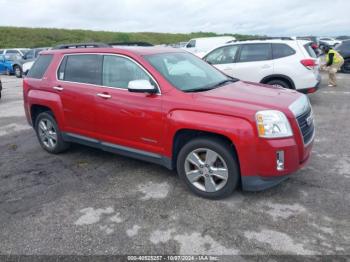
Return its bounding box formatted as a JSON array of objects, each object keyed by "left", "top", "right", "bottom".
[{"left": 55, "top": 53, "right": 161, "bottom": 95}]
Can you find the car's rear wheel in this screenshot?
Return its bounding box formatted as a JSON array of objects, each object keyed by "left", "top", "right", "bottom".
[
  {"left": 266, "top": 79, "right": 292, "bottom": 89},
  {"left": 35, "top": 112, "right": 70, "bottom": 154},
  {"left": 341, "top": 58, "right": 350, "bottom": 74},
  {"left": 177, "top": 137, "right": 239, "bottom": 199},
  {"left": 14, "top": 65, "right": 22, "bottom": 78}
]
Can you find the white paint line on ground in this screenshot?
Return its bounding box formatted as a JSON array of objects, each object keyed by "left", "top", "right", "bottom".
[
  {"left": 74, "top": 207, "right": 114, "bottom": 225},
  {"left": 126, "top": 225, "right": 141, "bottom": 237},
  {"left": 138, "top": 182, "right": 170, "bottom": 200},
  {"left": 0, "top": 123, "right": 31, "bottom": 137},
  {"left": 244, "top": 229, "right": 314, "bottom": 255}
]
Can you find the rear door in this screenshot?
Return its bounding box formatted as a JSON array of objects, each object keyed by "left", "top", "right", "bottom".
[
  {"left": 204, "top": 45, "right": 239, "bottom": 77},
  {"left": 234, "top": 43, "right": 273, "bottom": 82},
  {"left": 54, "top": 54, "right": 102, "bottom": 139}
]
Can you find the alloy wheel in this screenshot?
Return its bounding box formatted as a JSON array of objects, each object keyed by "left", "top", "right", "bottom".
[
  {"left": 184, "top": 148, "right": 228, "bottom": 193},
  {"left": 38, "top": 119, "right": 58, "bottom": 149}
]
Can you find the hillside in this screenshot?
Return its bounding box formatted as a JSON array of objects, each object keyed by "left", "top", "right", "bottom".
[{"left": 0, "top": 26, "right": 259, "bottom": 48}]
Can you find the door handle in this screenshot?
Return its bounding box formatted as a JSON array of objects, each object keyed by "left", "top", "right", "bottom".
[
  {"left": 97, "top": 93, "right": 112, "bottom": 99},
  {"left": 53, "top": 86, "right": 64, "bottom": 91}
]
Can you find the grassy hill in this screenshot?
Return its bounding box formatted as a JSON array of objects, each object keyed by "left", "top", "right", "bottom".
[{"left": 0, "top": 26, "right": 260, "bottom": 48}]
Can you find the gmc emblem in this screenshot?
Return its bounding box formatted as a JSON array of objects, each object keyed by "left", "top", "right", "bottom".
[{"left": 306, "top": 115, "right": 313, "bottom": 126}]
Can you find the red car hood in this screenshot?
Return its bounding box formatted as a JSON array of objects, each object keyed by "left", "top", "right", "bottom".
[{"left": 193, "top": 81, "right": 302, "bottom": 114}]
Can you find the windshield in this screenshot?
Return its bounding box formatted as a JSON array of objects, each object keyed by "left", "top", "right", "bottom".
[{"left": 144, "top": 52, "right": 235, "bottom": 92}]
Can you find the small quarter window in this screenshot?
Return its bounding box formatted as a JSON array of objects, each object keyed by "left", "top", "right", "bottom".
[
  {"left": 272, "top": 44, "right": 296, "bottom": 59},
  {"left": 27, "top": 54, "right": 53, "bottom": 79}
]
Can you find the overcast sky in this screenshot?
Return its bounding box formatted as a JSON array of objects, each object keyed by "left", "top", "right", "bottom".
[{"left": 0, "top": 0, "right": 349, "bottom": 36}]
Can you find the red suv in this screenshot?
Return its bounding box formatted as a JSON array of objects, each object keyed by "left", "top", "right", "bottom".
[{"left": 23, "top": 44, "right": 315, "bottom": 199}]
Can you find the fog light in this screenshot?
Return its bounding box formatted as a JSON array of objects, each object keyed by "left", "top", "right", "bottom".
[{"left": 276, "top": 150, "right": 285, "bottom": 171}]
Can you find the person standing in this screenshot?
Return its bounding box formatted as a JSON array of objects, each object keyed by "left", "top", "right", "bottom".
[{"left": 324, "top": 46, "right": 344, "bottom": 87}]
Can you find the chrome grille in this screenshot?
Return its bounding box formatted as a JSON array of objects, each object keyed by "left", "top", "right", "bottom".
[{"left": 296, "top": 108, "right": 315, "bottom": 145}]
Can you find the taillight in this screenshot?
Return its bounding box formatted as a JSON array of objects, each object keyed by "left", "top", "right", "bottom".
[{"left": 301, "top": 59, "right": 317, "bottom": 70}]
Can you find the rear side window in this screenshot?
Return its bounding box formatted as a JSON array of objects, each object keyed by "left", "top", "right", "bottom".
[
  {"left": 27, "top": 54, "right": 53, "bottom": 79},
  {"left": 304, "top": 44, "right": 317, "bottom": 58},
  {"left": 238, "top": 44, "right": 271, "bottom": 62},
  {"left": 272, "top": 44, "right": 296, "bottom": 59},
  {"left": 60, "top": 55, "right": 102, "bottom": 85}
]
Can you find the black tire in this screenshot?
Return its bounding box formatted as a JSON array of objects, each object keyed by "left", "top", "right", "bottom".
[
  {"left": 341, "top": 58, "right": 350, "bottom": 74},
  {"left": 35, "top": 112, "right": 70, "bottom": 154},
  {"left": 176, "top": 137, "right": 239, "bottom": 199},
  {"left": 14, "top": 65, "right": 22, "bottom": 78},
  {"left": 266, "top": 79, "right": 292, "bottom": 89}
]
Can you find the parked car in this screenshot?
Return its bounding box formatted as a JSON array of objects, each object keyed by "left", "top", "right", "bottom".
[
  {"left": 0, "top": 53, "right": 25, "bottom": 77},
  {"left": 183, "top": 36, "right": 236, "bottom": 57},
  {"left": 23, "top": 45, "right": 315, "bottom": 199},
  {"left": 13, "top": 48, "right": 50, "bottom": 78},
  {"left": 0, "top": 48, "right": 29, "bottom": 57},
  {"left": 319, "top": 37, "right": 341, "bottom": 47},
  {"left": 0, "top": 54, "right": 14, "bottom": 75},
  {"left": 22, "top": 61, "right": 35, "bottom": 76},
  {"left": 203, "top": 39, "right": 321, "bottom": 94},
  {"left": 335, "top": 40, "right": 350, "bottom": 73}
]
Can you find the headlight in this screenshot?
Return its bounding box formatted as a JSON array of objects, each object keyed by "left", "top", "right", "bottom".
[{"left": 256, "top": 110, "right": 293, "bottom": 138}]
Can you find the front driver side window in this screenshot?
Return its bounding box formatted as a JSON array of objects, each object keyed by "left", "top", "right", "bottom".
[
  {"left": 103, "top": 55, "right": 153, "bottom": 89},
  {"left": 205, "top": 45, "right": 239, "bottom": 65}
]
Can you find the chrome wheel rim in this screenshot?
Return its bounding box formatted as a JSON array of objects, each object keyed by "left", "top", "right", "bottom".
[
  {"left": 38, "top": 119, "right": 58, "bottom": 149},
  {"left": 184, "top": 148, "right": 228, "bottom": 193}
]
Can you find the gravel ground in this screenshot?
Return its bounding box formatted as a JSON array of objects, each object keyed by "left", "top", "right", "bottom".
[{"left": 0, "top": 74, "right": 349, "bottom": 258}]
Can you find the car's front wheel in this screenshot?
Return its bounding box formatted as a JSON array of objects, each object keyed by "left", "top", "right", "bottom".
[
  {"left": 266, "top": 79, "right": 292, "bottom": 89},
  {"left": 177, "top": 137, "right": 239, "bottom": 199},
  {"left": 341, "top": 58, "right": 350, "bottom": 74},
  {"left": 35, "top": 112, "right": 70, "bottom": 154}
]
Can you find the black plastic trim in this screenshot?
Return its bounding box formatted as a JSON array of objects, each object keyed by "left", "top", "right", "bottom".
[
  {"left": 62, "top": 132, "right": 173, "bottom": 169},
  {"left": 241, "top": 175, "right": 290, "bottom": 191},
  {"left": 260, "top": 74, "right": 296, "bottom": 89}
]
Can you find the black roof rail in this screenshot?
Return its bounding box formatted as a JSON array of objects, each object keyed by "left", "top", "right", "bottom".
[
  {"left": 109, "top": 42, "right": 154, "bottom": 47},
  {"left": 52, "top": 43, "right": 110, "bottom": 50},
  {"left": 228, "top": 37, "right": 294, "bottom": 43}
]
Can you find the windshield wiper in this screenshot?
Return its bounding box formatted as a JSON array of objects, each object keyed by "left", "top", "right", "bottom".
[
  {"left": 184, "top": 87, "right": 216, "bottom": 93},
  {"left": 184, "top": 78, "right": 238, "bottom": 93},
  {"left": 211, "top": 78, "right": 238, "bottom": 88}
]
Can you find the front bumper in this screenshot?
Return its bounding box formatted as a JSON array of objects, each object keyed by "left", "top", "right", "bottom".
[{"left": 240, "top": 135, "right": 313, "bottom": 191}]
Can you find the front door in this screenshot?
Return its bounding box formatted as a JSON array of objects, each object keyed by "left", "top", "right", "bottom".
[
  {"left": 95, "top": 55, "right": 164, "bottom": 154},
  {"left": 204, "top": 45, "right": 239, "bottom": 77}
]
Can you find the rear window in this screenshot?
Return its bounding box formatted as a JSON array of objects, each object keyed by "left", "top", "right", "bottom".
[
  {"left": 238, "top": 44, "right": 271, "bottom": 62},
  {"left": 304, "top": 44, "right": 317, "bottom": 58},
  {"left": 27, "top": 54, "right": 53, "bottom": 79},
  {"left": 59, "top": 55, "right": 102, "bottom": 85},
  {"left": 272, "top": 44, "right": 296, "bottom": 59}
]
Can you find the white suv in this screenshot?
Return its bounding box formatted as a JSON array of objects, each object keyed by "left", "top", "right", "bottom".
[{"left": 203, "top": 39, "right": 321, "bottom": 93}]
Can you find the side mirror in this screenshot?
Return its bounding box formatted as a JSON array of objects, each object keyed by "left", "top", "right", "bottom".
[{"left": 128, "top": 80, "right": 157, "bottom": 94}]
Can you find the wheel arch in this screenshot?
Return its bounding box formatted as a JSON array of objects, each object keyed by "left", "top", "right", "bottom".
[
  {"left": 172, "top": 129, "right": 240, "bottom": 171},
  {"left": 260, "top": 74, "right": 295, "bottom": 89}
]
